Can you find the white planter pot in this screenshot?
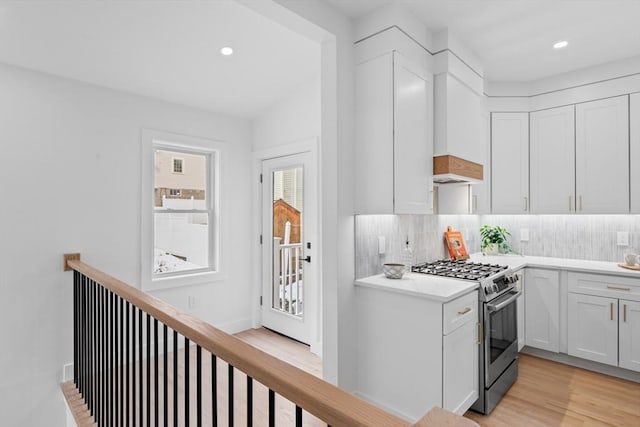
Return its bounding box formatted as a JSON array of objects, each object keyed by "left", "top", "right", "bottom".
[{"left": 483, "top": 243, "right": 500, "bottom": 255}]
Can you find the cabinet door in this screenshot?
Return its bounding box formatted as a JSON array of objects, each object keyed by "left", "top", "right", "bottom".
[
  {"left": 619, "top": 299, "right": 640, "bottom": 372},
  {"left": 472, "top": 108, "right": 491, "bottom": 214},
  {"left": 394, "top": 52, "right": 433, "bottom": 214},
  {"left": 568, "top": 293, "right": 618, "bottom": 366},
  {"left": 631, "top": 93, "right": 640, "bottom": 213},
  {"left": 443, "top": 320, "right": 479, "bottom": 414},
  {"left": 575, "top": 95, "right": 629, "bottom": 213},
  {"left": 525, "top": 269, "right": 559, "bottom": 352},
  {"left": 491, "top": 112, "right": 529, "bottom": 213},
  {"left": 355, "top": 53, "right": 394, "bottom": 214},
  {"left": 530, "top": 105, "right": 575, "bottom": 213}
]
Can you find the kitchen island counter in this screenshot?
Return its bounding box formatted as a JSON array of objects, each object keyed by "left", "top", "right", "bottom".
[{"left": 355, "top": 273, "right": 478, "bottom": 302}]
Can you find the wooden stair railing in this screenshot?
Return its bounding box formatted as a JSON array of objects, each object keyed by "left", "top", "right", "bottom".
[{"left": 63, "top": 255, "right": 477, "bottom": 427}]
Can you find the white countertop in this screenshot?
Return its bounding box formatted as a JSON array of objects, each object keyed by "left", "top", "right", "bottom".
[
  {"left": 354, "top": 272, "right": 478, "bottom": 302},
  {"left": 469, "top": 253, "right": 640, "bottom": 278}
]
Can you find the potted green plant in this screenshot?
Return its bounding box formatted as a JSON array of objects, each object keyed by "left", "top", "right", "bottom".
[{"left": 480, "top": 225, "right": 512, "bottom": 255}]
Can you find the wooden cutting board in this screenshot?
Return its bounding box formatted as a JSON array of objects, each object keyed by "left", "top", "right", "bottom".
[{"left": 618, "top": 263, "right": 640, "bottom": 271}]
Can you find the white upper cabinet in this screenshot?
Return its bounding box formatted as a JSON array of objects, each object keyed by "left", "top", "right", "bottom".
[
  {"left": 530, "top": 105, "right": 575, "bottom": 213},
  {"left": 491, "top": 112, "right": 529, "bottom": 214},
  {"left": 631, "top": 93, "right": 640, "bottom": 213},
  {"left": 575, "top": 95, "right": 629, "bottom": 213},
  {"left": 355, "top": 51, "right": 433, "bottom": 214}
]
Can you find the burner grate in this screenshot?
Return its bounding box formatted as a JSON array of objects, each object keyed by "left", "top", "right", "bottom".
[{"left": 412, "top": 260, "right": 508, "bottom": 281}]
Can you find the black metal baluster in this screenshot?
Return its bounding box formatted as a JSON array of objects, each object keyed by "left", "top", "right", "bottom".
[
  {"left": 163, "top": 325, "right": 168, "bottom": 427},
  {"left": 295, "top": 406, "right": 302, "bottom": 427},
  {"left": 173, "top": 331, "right": 178, "bottom": 427},
  {"left": 103, "top": 287, "right": 108, "bottom": 427},
  {"left": 116, "top": 295, "right": 120, "bottom": 427},
  {"left": 132, "top": 305, "right": 137, "bottom": 427},
  {"left": 211, "top": 355, "right": 217, "bottom": 427},
  {"left": 139, "top": 308, "right": 143, "bottom": 427},
  {"left": 268, "top": 389, "right": 275, "bottom": 427},
  {"left": 247, "top": 377, "right": 253, "bottom": 427},
  {"left": 79, "top": 275, "right": 84, "bottom": 398},
  {"left": 196, "top": 346, "right": 202, "bottom": 427},
  {"left": 126, "top": 301, "right": 130, "bottom": 427},
  {"left": 87, "top": 279, "right": 92, "bottom": 415},
  {"left": 73, "top": 271, "right": 78, "bottom": 385},
  {"left": 185, "top": 338, "right": 190, "bottom": 427},
  {"left": 92, "top": 280, "right": 97, "bottom": 419},
  {"left": 121, "top": 297, "right": 124, "bottom": 427},
  {"left": 97, "top": 282, "right": 102, "bottom": 425},
  {"left": 147, "top": 314, "right": 151, "bottom": 427},
  {"left": 154, "top": 318, "right": 159, "bottom": 427},
  {"left": 109, "top": 291, "right": 114, "bottom": 427},
  {"left": 228, "top": 365, "right": 234, "bottom": 427}
]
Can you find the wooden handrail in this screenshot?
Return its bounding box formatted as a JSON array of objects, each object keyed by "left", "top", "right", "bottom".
[{"left": 67, "top": 259, "right": 412, "bottom": 427}]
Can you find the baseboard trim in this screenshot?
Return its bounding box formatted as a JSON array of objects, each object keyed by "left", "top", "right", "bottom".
[
  {"left": 215, "top": 317, "right": 253, "bottom": 335},
  {"left": 521, "top": 346, "right": 640, "bottom": 383},
  {"left": 352, "top": 390, "right": 415, "bottom": 423}
]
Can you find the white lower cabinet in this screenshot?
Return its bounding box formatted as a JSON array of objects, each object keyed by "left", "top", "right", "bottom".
[
  {"left": 567, "top": 272, "right": 640, "bottom": 373},
  {"left": 443, "top": 307, "right": 479, "bottom": 413},
  {"left": 525, "top": 269, "right": 560, "bottom": 352},
  {"left": 568, "top": 293, "right": 618, "bottom": 366},
  {"left": 355, "top": 286, "right": 479, "bottom": 420},
  {"left": 619, "top": 300, "right": 640, "bottom": 372}
]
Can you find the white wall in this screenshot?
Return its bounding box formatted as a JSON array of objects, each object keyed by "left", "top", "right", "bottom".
[
  {"left": 0, "top": 62, "right": 253, "bottom": 426},
  {"left": 252, "top": 75, "right": 321, "bottom": 151}
]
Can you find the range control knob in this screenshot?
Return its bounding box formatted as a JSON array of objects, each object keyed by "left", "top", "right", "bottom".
[
  {"left": 484, "top": 286, "right": 491, "bottom": 295},
  {"left": 492, "top": 284, "right": 499, "bottom": 293}
]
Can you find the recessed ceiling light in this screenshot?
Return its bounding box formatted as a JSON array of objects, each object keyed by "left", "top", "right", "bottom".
[
  {"left": 220, "top": 47, "right": 234, "bottom": 56},
  {"left": 553, "top": 40, "right": 568, "bottom": 49}
]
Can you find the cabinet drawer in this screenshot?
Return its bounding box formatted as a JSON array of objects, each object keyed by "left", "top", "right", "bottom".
[
  {"left": 568, "top": 272, "right": 640, "bottom": 302},
  {"left": 443, "top": 291, "right": 478, "bottom": 335}
]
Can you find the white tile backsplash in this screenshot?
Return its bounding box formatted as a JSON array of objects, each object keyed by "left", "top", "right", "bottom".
[{"left": 355, "top": 214, "right": 640, "bottom": 278}]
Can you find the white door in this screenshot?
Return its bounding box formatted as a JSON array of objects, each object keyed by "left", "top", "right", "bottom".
[
  {"left": 530, "top": 105, "right": 575, "bottom": 213},
  {"left": 619, "top": 299, "right": 640, "bottom": 372},
  {"left": 261, "top": 152, "right": 317, "bottom": 344},
  {"left": 575, "top": 95, "right": 629, "bottom": 213},
  {"left": 491, "top": 112, "right": 529, "bottom": 213},
  {"left": 568, "top": 293, "right": 618, "bottom": 366},
  {"left": 524, "top": 269, "right": 560, "bottom": 352}
]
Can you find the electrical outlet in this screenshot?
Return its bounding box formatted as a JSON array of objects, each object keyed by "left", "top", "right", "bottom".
[
  {"left": 617, "top": 231, "right": 630, "bottom": 247},
  {"left": 520, "top": 229, "right": 530, "bottom": 242}
]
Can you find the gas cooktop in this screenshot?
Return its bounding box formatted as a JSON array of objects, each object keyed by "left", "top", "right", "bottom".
[{"left": 411, "top": 260, "right": 509, "bottom": 281}]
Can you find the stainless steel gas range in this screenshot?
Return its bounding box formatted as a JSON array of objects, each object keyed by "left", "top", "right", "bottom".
[{"left": 412, "top": 259, "right": 522, "bottom": 414}]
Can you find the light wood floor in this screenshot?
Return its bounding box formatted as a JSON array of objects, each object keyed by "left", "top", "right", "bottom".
[{"left": 239, "top": 329, "right": 640, "bottom": 427}]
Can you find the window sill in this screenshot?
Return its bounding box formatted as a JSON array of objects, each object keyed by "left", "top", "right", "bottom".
[{"left": 142, "top": 270, "right": 226, "bottom": 291}]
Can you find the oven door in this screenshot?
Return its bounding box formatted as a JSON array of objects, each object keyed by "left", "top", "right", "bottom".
[{"left": 484, "top": 288, "right": 521, "bottom": 386}]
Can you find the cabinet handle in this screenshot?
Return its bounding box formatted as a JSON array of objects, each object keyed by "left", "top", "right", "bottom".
[
  {"left": 458, "top": 307, "right": 472, "bottom": 315},
  {"left": 610, "top": 302, "right": 614, "bottom": 321},
  {"left": 624, "top": 304, "right": 627, "bottom": 322},
  {"left": 523, "top": 196, "right": 528, "bottom": 211},
  {"left": 607, "top": 285, "right": 631, "bottom": 291},
  {"left": 569, "top": 196, "right": 572, "bottom": 212},
  {"left": 477, "top": 322, "right": 482, "bottom": 345},
  {"left": 579, "top": 195, "right": 583, "bottom": 211}
]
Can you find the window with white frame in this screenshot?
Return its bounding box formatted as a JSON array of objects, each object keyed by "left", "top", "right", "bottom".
[{"left": 141, "top": 129, "right": 220, "bottom": 289}]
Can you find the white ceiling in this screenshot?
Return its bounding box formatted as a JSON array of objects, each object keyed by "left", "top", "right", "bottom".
[
  {"left": 326, "top": 0, "right": 640, "bottom": 82},
  {"left": 0, "top": 1, "right": 320, "bottom": 118}
]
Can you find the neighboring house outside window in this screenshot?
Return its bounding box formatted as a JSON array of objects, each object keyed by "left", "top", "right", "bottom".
[{"left": 141, "top": 129, "right": 222, "bottom": 290}]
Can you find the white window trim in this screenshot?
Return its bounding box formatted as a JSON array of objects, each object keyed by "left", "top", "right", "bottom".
[{"left": 141, "top": 129, "right": 223, "bottom": 291}]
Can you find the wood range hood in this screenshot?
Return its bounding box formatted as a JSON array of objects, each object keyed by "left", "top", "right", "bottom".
[{"left": 433, "top": 155, "right": 483, "bottom": 184}]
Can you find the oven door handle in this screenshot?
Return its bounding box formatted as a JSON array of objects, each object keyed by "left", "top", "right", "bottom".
[{"left": 486, "top": 289, "right": 522, "bottom": 312}]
